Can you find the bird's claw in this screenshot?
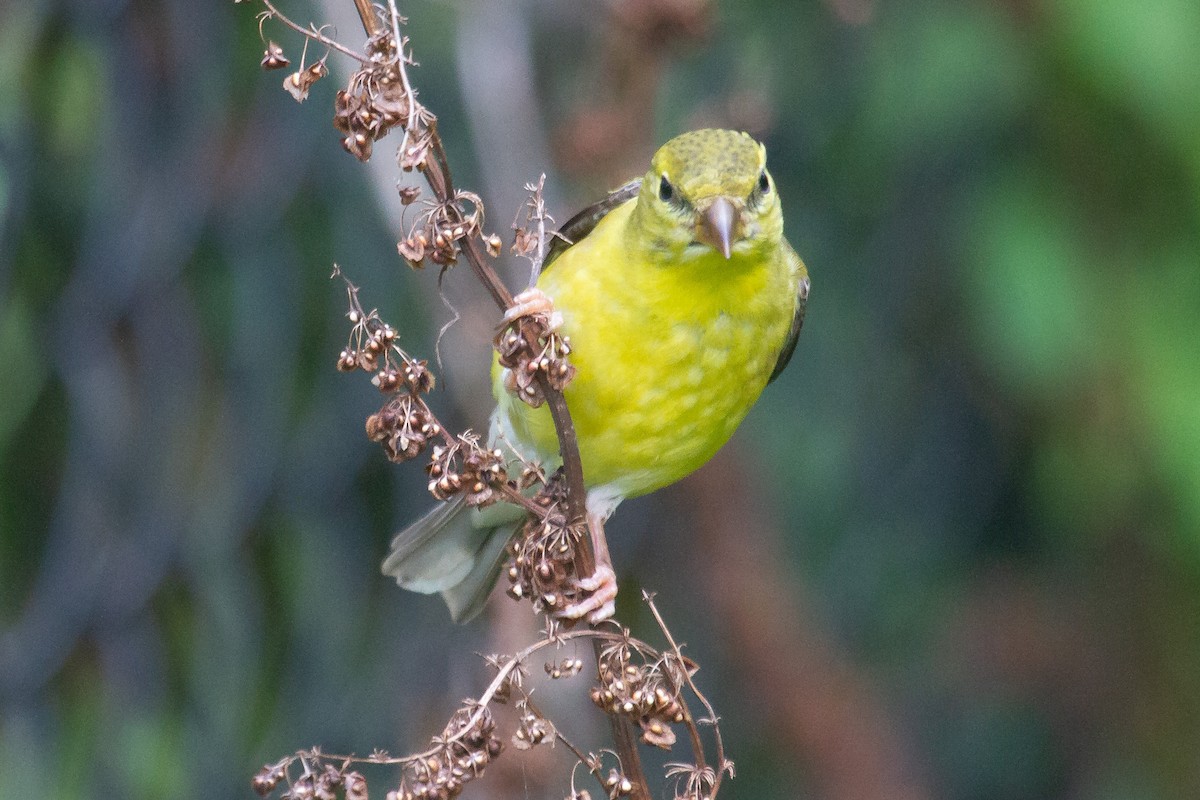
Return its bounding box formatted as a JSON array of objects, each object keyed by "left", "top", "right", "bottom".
[
  {"left": 558, "top": 564, "right": 617, "bottom": 624},
  {"left": 502, "top": 288, "right": 561, "bottom": 330}
]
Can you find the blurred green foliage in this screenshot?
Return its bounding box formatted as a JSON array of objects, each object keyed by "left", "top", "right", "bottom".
[{"left": 2, "top": 1, "right": 1199, "bottom": 799}]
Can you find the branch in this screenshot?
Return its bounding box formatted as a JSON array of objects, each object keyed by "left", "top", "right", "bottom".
[{"left": 260, "top": 0, "right": 371, "bottom": 64}]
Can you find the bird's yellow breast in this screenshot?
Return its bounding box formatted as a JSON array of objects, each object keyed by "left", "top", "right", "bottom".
[{"left": 495, "top": 200, "right": 798, "bottom": 497}]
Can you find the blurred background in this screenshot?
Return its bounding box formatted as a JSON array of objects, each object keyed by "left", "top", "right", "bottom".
[{"left": 2, "top": 0, "right": 1199, "bottom": 798}]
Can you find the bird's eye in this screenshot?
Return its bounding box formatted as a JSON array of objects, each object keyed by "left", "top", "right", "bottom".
[
  {"left": 658, "top": 174, "right": 675, "bottom": 203},
  {"left": 757, "top": 170, "right": 771, "bottom": 194}
]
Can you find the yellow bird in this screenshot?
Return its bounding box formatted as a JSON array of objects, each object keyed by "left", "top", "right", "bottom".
[{"left": 383, "top": 129, "right": 809, "bottom": 622}]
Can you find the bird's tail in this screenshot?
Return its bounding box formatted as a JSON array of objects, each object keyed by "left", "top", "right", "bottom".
[{"left": 381, "top": 496, "right": 521, "bottom": 623}]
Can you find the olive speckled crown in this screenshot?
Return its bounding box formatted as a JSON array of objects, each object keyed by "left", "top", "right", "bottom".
[{"left": 649, "top": 130, "right": 766, "bottom": 200}]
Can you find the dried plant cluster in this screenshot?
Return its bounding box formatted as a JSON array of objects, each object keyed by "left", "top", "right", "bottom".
[
  {"left": 495, "top": 308, "right": 577, "bottom": 407},
  {"left": 251, "top": 617, "right": 730, "bottom": 800},
  {"left": 592, "top": 640, "right": 691, "bottom": 750},
  {"left": 334, "top": 272, "right": 597, "bottom": 620},
  {"left": 245, "top": 2, "right": 730, "bottom": 799},
  {"left": 504, "top": 476, "right": 595, "bottom": 616},
  {"left": 251, "top": 703, "right": 502, "bottom": 800}
]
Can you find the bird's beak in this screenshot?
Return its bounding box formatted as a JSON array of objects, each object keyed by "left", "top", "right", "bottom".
[{"left": 697, "top": 197, "right": 737, "bottom": 259}]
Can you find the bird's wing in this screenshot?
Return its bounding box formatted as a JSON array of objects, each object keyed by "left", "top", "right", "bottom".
[
  {"left": 542, "top": 179, "right": 641, "bottom": 271},
  {"left": 768, "top": 243, "right": 810, "bottom": 384}
]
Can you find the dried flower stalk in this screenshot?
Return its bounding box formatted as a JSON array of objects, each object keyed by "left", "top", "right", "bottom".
[{"left": 245, "top": 3, "right": 731, "bottom": 798}]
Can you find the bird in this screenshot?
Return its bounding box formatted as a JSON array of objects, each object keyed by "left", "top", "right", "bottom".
[{"left": 382, "top": 129, "right": 809, "bottom": 623}]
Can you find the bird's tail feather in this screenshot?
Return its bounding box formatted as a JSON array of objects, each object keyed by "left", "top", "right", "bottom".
[
  {"left": 382, "top": 497, "right": 521, "bottom": 623},
  {"left": 440, "top": 523, "right": 516, "bottom": 623}
]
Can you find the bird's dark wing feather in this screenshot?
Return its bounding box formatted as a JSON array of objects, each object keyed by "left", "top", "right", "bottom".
[
  {"left": 769, "top": 245, "right": 810, "bottom": 384},
  {"left": 542, "top": 179, "right": 641, "bottom": 271}
]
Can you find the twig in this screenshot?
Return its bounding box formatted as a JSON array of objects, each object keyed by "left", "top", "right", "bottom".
[
  {"left": 604, "top": 694, "right": 651, "bottom": 798},
  {"left": 647, "top": 591, "right": 728, "bottom": 797},
  {"left": 520, "top": 695, "right": 598, "bottom": 783},
  {"left": 387, "top": 0, "right": 418, "bottom": 157},
  {"left": 261, "top": 0, "right": 371, "bottom": 64}
]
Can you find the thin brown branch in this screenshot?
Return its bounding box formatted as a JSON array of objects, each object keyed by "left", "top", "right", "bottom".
[
  {"left": 645, "top": 599, "right": 708, "bottom": 771},
  {"left": 261, "top": 0, "right": 371, "bottom": 64},
  {"left": 646, "top": 592, "right": 727, "bottom": 796},
  {"left": 546, "top": 389, "right": 590, "bottom": 541},
  {"left": 602, "top": 689, "right": 651, "bottom": 798},
  {"left": 421, "top": 628, "right": 659, "bottom": 759},
  {"left": 387, "top": 0, "right": 418, "bottom": 152},
  {"left": 460, "top": 234, "right": 515, "bottom": 313},
  {"left": 521, "top": 695, "right": 606, "bottom": 792}
]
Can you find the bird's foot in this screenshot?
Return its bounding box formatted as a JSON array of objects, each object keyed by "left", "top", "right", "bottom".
[
  {"left": 558, "top": 564, "right": 617, "bottom": 624},
  {"left": 502, "top": 288, "right": 562, "bottom": 331}
]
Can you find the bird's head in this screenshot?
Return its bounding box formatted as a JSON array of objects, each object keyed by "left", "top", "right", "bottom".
[{"left": 634, "top": 129, "right": 782, "bottom": 262}]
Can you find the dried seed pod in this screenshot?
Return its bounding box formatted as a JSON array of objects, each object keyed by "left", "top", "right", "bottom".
[
  {"left": 337, "top": 348, "right": 359, "bottom": 372},
  {"left": 464, "top": 483, "right": 494, "bottom": 508},
  {"left": 400, "top": 142, "right": 429, "bottom": 171},
  {"left": 503, "top": 481, "right": 593, "bottom": 616},
  {"left": 375, "top": 368, "right": 401, "bottom": 392},
  {"left": 282, "top": 59, "right": 328, "bottom": 102},
  {"left": 429, "top": 472, "right": 463, "bottom": 501},
  {"left": 343, "top": 772, "right": 368, "bottom": 800},
  {"left": 343, "top": 132, "right": 373, "bottom": 161},
  {"left": 334, "top": 90, "right": 356, "bottom": 132},
  {"left": 251, "top": 763, "right": 284, "bottom": 797},
  {"left": 313, "top": 774, "right": 337, "bottom": 800},
  {"left": 640, "top": 716, "right": 677, "bottom": 749},
  {"left": 493, "top": 304, "right": 575, "bottom": 408},
  {"left": 398, "top": 236, "right": 426, "bottom": 265},
  {"left": 485, "top": 234, "right": 502, "bottom": 257},
  {"left": 511, "top": 228, "right": 536, "bottom": 257},
  {"left": 399, "top": 185, "right": 422, "bottom": 205},
  {"left": 290, "top": 774, "right": 317, "bottom": 800},
  {"left": 365, "top": 412, "right": 389, "bottom": 442},
  {"left": 387, "top": 431, "right": 424, "bottom": 462},
  {"left": 261, "top": 41, "right": 290, "bottom": 71},
  {"left": 404, "top": 360, "right": 435, "bottom": 394}
]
